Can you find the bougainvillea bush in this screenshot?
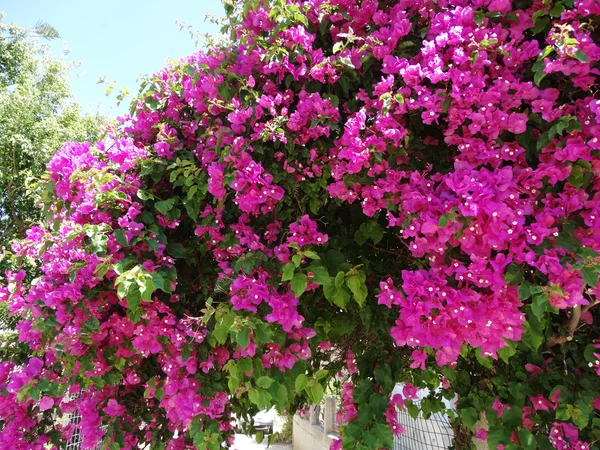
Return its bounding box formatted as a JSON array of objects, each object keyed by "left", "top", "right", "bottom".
[{"left": 1, "top": 0, "right": 600, "bottom": 448}]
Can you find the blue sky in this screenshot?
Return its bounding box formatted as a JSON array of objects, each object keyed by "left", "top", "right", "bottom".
[{"left": 2, "top": 0, "right": 224, "bottom": 116}]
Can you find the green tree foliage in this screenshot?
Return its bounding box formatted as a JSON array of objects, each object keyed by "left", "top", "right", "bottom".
[
  {"left": 0, "top": 13, "right": 104, "bottom": 362},
  {"left": 0, "top": 13, "right": 104, "bottom": 256}
]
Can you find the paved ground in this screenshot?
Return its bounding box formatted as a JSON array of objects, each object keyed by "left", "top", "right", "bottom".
[{"left": 232, "top": 434, "right": 293, "bottom": 450}]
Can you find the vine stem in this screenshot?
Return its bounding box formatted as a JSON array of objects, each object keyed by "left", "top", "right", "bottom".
[{"left": 547, "top": 300, "right": 598, "bottom": 347}]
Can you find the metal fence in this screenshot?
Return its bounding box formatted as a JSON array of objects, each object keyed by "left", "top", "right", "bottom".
[
  {"left": 61, "top": 392, "right": 106, "bottom": 450},
  {"left": 393, "top": 409, "right": 454, "bottom": 450},
  {"left": 392, "top": 383, "right": 455, "bottom": 450}
]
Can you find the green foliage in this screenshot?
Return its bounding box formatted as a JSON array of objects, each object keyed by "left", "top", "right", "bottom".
[
  {"left": 0, "top": 14, "right": 104, "bottom": 261},
  {"left": 0, "top": 14, "right": 104, "bottom": 362}
]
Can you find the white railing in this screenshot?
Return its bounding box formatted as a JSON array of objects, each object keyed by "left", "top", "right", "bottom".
[{"left": 293, "top": 398, "right": 339, "bottom": 450}]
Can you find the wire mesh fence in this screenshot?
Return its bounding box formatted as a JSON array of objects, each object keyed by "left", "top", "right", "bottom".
[
  {"left": 394, "top": 408, "right": 454, "bottom": 450},
  {"left": 61, "top": 392, "right": 106, "bottom": 450}
]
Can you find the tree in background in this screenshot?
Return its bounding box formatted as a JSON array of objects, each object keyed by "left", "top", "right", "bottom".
[
  {"left": 0, "top": 13, "right": 104, "bottom": 255},
  {"left": 0, "top": 1, "right": 599, "bottom": 450},
  {"left": 0, "top": 14, "right": 104, "bottom": 362}
]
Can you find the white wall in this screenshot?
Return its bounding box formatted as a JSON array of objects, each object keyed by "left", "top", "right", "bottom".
[{"left": 292, "top": 415, "right": 336, "bottom": 450}]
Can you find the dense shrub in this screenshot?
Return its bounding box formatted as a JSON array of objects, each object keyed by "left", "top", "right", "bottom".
[{"left": 1, "top": 0, "right": 599, "bottom": 449}]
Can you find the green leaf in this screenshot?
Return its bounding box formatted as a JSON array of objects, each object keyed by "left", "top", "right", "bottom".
[
  {"left": 291, "top": 273, "right": 308, "bottom": 297},
  {"left": 549, "top": 3, "right": 565, "bottom": 17},
  {"left": 42, "top": 316, "right": 59, "bottom": 328},
  {"left": 295, "top": 374, "right": 308, "bottom": 392},
  {"left": 324, "top": 281, "right": 351, "bottom": 309},
  {"left": 555, "top": 232, "right": 581, "bottom": 251},
  {"left": 362, "top": 430, "right": 378, "bottom": 448},
  {"left": 309, "top": 198, "right": 321, "bottom": 214},
  {"left": 151, "top": 272, "right": 166, "bottom": 292},
  {"left": 534, "top": 69, "right": 548, "bottom": 86},
  {"left": 181, "top": 345, "right": 192, "bottom": 362},
  {"left": 88, "top": 232, "right": 108, "bottom": 255},
  {"left": 487, "top": 426, "right": 509, "bottom": 448},
  {"left": 518, "top": 282, "right": 532, "bottom": 300},
  {"left": 405, "top": 401, "right": 419, "bottom": 419},
  {"left": 113, "top": 229, "right": 129, "bottom": 247},
  {"left": 346, "top": 276, "right": 367, "bottom": 306},
  {"left": 460, "top": 407, "right": 479, "bottom": 429},
  {"left": 353, "top": 380, "right": 374, "bottom": 404},
  {"left": 356, "top": 221, "right": 384, "bottom": 245},
  {"left": 248, "top": 389, "right": 260, "bottom": 406},
  {"left": 475, "top": 348, "right": 493, "bottom": 369},
  {"left": 138, "top": 275, "right": 155, "bottom": 302},
  {"left": 303, "top": 250, "right": 320, "bottom": 260},
  {"left": 274, "top": 384, "right": 288, "bottom": 411},
  {"left": 307, "top": 383, "right": 324, "bottom": 404},
  {"left": 568, "top": 164, "right": 584, "bottom": 189},
  {"left": 167, "top": 243, "right": 186, "bottom": 258},
  {"left": 540, "top": 46, "right": 553, "bottom": 59},
  {"left": 502, "top": 406, "right": 522, "bottom": 429},
  {"left": 321, "top": 250, "right": 346, "bottom": 273},
  {"left": 357, "top": 405, "right": 374, "bottom": 425},
  {"left": 236, "top": 328, "right": 250, "bottom": 348},
  {"left": 372, "top": 423, "right": 393, "bottom": 449},
  {"left": 315, "top": 369, "right": 328, "bottom": 381},
  {"left": 126, "top": 285, "right": 141, "bottom": 317},
  {"left": 509, "top": 383, "right": 525, "bottom": 407},
  {"left": 474, "top": 10, "right": 485, "bottom": 26},
  {"left": 498, "top": 341, "right": 517, "bottom": 364},
  {"left": 574, "top": 49, "right": 589, "bottom": 63},
  {"left": 442, "top": 98, "right": 451, "bottom": 112},
  {"left": 531, "top": 293, "right": 550, "bottom": 319},
  {"left": 374, "top": 364, "right": 394, "bottom": 391},
  {"left": 504, "top": 264, "right": 523, "bottom": 285},
  {"left": 155, "top": 198, "right": 175, "bottom": 215},
  {"left": 522, "top": 322, "right": 543, "bottom": 350},
  {"left": 292, "top": 254, "right": 302, "bottom": 268},
  {"left": 213, "top": 312, "right": 235, "bottom": 345},
  {"left": 281, "top": 263, "right": 295, "bottom": 282},
  {"left": 256, "top": 376, "right": 274, "bottom": 389},
  {"left": 576, "top": 247, "right": 599, "bottom": 259},
  {"left": 255, "top": 431, "right": 264, "bottom": 444},
  {"left": 584, "top": 344, "right": 597, "bottom": 363},
  {"left": 82, "top": 316, "right": 100, "bottom": 333},
  {"left": 582, "top": 266, "right": 598, "bottom": 287},
  {"left": 184, "top": 199, "right": 200, "bottom": 222},
  {"left": 331, "top": 316, "right": 355, "bottom": 336},
  {"left": 573, "top": 400, "right": 591, "bottom": 429},
  {"left": 334, "top": 271, "right": 345, "bottom": 289},
  {"left": 438, "top": 213, "right": 454, "bottom": 228},
  {"left": 146, "top": 238, "right": 159, "bottom": 252},
  {"left": 189, "top": 418, "right": 201, "bottom": 438},
  {"left": 531, "top": 16, "right": 550, "bottom": 34},
  {"left": 536, "top": 131, "right": 551, "bottom": 150},
  {"left": 307, "top": 264, "right": 329, "bottom": 285},
  {"left": 555, "top": 404, "right": 570, "bottom": 421}
]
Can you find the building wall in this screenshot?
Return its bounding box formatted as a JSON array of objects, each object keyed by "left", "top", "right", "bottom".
[{"left": 292, "top": 415, "right": 335, "bottom": 450}]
